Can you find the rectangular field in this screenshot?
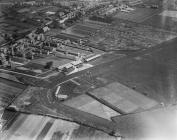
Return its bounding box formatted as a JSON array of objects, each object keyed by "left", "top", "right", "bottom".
[
  {"left": 63, "top": 94, "right": 119, "bottom": 120},
  {"left": 88, "top": 82, "right": 159, "bottom": 114}
]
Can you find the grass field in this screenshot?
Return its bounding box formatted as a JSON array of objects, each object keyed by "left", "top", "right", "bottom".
[
  {"left": 88, "top": 18, "right": 177, "bottom": 51},
  {"left": 63, "top": 94, "right": 119, "bottom": 120},
  {"left": 114, "top": 8, "right": 161, "bottom": 23},
  {"left": 142, "top": 13, "right": 177, "bottom": 32}
]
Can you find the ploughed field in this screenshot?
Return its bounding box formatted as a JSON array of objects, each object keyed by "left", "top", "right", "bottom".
[{"left": 0, "top": 78, "right": 26, "bottom": 108}]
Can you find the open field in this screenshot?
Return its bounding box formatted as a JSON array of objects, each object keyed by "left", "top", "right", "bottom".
[
  {"left": 63, "top": 94, "right": 119, "bottom": 120},
  {"left": 143, "top": 12, "right": 177, "bottom": 32},
  {"left": 78, "top": 38, "right": 177, "bottom": 105},
  {"left": 88, "top": 19, "right": 177, "bottom": 51},
  {"left": 54, "top": 33, "right": 85, "bottom": 42},
  {"left": 71, "top": 24, "right": 100, "bottom": 37},
  {"left": 1, "top": 111, "right": 116, "bottom": 140},
  {"left": 66, "top": 20, "right": 104, "bottom": 38},
  {"left": 88, "top": 82, "right": 159, "bottom": 114},
  {"left": 30, "top": 56, "right": 72, "bottom": 68},
  {"left": 9, "top": 86, "right": 118, "bottom": 136},
  {"left": 114, "top": 7, "right": 161, "bottom": 23},
  {"left": 0, "top": 78, "right": 26, "bottom": 108}
]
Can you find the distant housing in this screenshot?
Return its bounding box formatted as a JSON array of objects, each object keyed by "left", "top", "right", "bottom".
[
  {"left": 125, "top": 0, "right": 143, "bottom": 6},
  {"left": 14, "top": 1, "right": 36, "bottom": 6},
  {"left": 23, "top": 1, "right": 36, "bottom": 5}
]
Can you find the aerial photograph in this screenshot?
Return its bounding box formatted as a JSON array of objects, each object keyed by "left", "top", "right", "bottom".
[{"left": 0, "top": 0, "right": 177, "bottom": 139}]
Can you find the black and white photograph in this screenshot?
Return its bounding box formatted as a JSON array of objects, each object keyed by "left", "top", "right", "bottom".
[{"left": 0, "top": 0, "right": 177, "bottom": 140}]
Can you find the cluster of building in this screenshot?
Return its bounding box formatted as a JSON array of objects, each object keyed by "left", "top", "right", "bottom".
[
  {"left": 0, "top": 24, "right": 97, "bottom": 69},
  {"left": 89, "top": 2, "right": 135, "bottom": 23},
  {"left": 2, "top": 0, "right": 88, "bottom": 32},
  {"left": 0, "top": 0, "right": 112, "bottom": 72},
  {"left": 44, "top": 6, "right": 84, "bottom": 25},
  {"left": 124, "top": 0, "right": 143, "bottom": 6},
  {"left": 12, "top": 0, "right": 56, "bottom": 6}
]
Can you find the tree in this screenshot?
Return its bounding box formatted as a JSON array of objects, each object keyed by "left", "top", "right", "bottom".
[{"left": 44, "top": 61, "right": 53, "bottom": 69}]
